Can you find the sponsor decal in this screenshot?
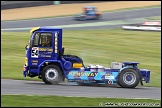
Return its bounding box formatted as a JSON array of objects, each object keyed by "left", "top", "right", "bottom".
[
  {"left": 31, "top": 47, "right": 39, "bottom": 58},
  {"left": 31, "top": 60, "right": 38, "bottom": 63},
  {"left": 108, "top": 80, "right": 113, "bottom": 84},
  {"left": 105, "top": 76, "right": 114, "bottom": 79},
  {"left": 68, "top": 72, "right": 100, "bottom": 77},
  {"left": 39, "top": 48, "right": 53, "bottom": 52}
]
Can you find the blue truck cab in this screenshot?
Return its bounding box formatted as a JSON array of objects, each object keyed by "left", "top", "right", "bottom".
[{"left": 23, "top": 27, "right": 150, "bottom": 88}]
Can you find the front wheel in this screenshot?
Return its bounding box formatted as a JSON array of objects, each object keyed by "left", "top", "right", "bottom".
[
  {"left": 118, "top": 68, "right": 140, "bottom": 88},
  {"left": 41, "top": 65, "right": 63, "bottom": 85},
  {"left": 80, "top": 16, "right": 86, "bottom": 21},
  {"left": 96, "top": 14, "right": 102, "bottom": 20}
]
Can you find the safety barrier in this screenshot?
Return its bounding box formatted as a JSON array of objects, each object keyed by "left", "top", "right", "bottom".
[
  {"left": 122, "top": 25, "right": 161, "bottom": 32},
  {"left": 122, "top": 21, "right": 161, "bottom": 32}
]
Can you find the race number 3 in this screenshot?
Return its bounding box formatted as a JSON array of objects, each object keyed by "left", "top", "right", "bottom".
[{"left": 31, "top": 47, "right": 39, "bottom": 58}]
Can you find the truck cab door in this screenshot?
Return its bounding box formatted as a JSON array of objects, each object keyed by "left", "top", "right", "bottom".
[{"left": 30, "top": 31, "right": 54, "bottom": 66}]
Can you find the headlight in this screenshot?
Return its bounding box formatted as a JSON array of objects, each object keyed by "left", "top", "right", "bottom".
[{"left": 25, "top": 57, "right": 28, "bottom": 66}]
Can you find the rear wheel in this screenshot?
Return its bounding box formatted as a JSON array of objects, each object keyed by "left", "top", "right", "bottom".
[
  {"left": 118, "top": 68, "right": 140, "bottom": 88},
  {"left": 41, "top": 65, "right": 63, "bottom": 85}
]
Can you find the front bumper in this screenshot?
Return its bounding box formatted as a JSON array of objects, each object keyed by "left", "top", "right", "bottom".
[{"left": 23, "top": 64, "right": 28, "bottom": 77}]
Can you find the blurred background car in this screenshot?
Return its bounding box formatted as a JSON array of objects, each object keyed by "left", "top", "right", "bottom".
[{"left": 73, "top": 6, "right": 102, "bottom": 21}]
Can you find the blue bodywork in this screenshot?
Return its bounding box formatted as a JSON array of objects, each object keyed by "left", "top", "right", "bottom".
[
  {"left": 73, "top": 6, "right": 102, "bottom": 21},
  {"left": 66, "top": 62, "right": 150, "bottom": 84},
  {"left": 23, "top": 27, "right": 150, "bottom": 86}
]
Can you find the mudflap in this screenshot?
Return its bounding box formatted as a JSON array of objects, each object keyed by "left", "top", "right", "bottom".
[{"left": 140, "top": 69, "right": 150, "bottom": 83}]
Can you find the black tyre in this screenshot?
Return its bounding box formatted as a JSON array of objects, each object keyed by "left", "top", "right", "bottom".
[
  {"left": 96, "top": 14, "right": 101, "bottom": 20},
  {"left": 116, "top": 79, "right": 121, "bottom": 87},
  {"left": 118, "top": 68, "right": 140, "bottom": 88},
  {"left": 41, "top": 65, "right": 63, "bottom": 85},
  {"left": 80, "top": 16, "right": 85, "bottom": 21}
]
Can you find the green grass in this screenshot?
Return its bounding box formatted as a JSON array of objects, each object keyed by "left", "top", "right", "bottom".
[
  {"left": 146, "top": 16, "right": 161, "bottom": 20},
  {"left": 1, "top": 5, "right": 160, "bottom": 22},
  {"left": 1, "top": 95, "right": 161, "bottom": 107},
  {"left": 1, "top": 28, "right": 161, "bottom": 87}
]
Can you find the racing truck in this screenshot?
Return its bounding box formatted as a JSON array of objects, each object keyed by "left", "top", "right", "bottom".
[
  {"left": 23, "top": 27, "right": 150, "bottom": 88},
  {"left": 73, "top": 6, "right": 102, "bottom": 21}
]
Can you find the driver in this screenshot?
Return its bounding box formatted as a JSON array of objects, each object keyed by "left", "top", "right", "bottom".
[
  {"left": 84, "top": 8, "right": 88, "bottom": 15},
  {"left": 39, "top": 34, "right": 51, "bottom": 47}
]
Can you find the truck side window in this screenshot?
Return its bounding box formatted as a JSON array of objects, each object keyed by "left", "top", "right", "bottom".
[
  {"left": 34, "top": 33, "right": 39, "bottom": 47},
  {"left": 39, "top": 33, "right": 52, "bottom": 47}
]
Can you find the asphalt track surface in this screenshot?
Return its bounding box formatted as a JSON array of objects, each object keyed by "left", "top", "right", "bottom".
[
  {"left": 1, "top": 7, "right": 161, "bottom": 99},
  {"left": 1, "top": 79, "right": 161, "bottom": 99},
  {"left": 1, "top": 7, "right": 161, "bottom": 30}
]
